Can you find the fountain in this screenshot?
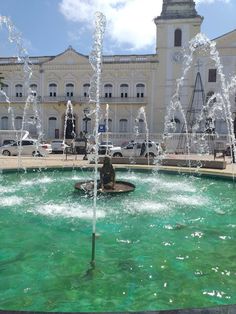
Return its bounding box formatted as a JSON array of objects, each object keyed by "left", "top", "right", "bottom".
[
  {"left": 0, "top": 12, "right": 236, "bottom": 314},
  {"left": 164, "top": 33, "right": 236, "bottom": 164}
]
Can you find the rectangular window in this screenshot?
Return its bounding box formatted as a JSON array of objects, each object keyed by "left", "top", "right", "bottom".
[{"left": 208, "top": 69, "right": 217, "bottom": 82}]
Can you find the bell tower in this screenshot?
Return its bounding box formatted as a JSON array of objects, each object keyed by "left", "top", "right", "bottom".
[
  {"left": 152, "top": 0, "right": 204, "bottom": 133},
  {"left": 154, "top": 0, "right": 203, "bottom": 52}
]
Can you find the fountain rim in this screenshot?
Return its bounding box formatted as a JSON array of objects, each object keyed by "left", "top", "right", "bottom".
[{"left": 0, "top": 164, "right": 235, "bottom": 182}]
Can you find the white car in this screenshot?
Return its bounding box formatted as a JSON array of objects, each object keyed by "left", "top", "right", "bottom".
[
  {"left": 109, "top": 141, "right": 162, "bottom": 158},
  {"left": 51, "top": 139, "right": 69, "bottom": 153},
  {"left": 1, "top": 139, "right": 52, "bottom": 156}
]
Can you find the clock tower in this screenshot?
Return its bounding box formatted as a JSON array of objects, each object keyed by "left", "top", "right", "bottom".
[{"left": 153, "top": 0, "right": 203, "bottom": 133}]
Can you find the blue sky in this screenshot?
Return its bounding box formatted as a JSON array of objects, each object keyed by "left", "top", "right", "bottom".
[{"left": 0, "top": 0, "right": 235, "bottom": 57}]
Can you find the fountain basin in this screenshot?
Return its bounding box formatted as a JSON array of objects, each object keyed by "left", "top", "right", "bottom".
[{"left": 0, "top": 168, "right": 235, "bottom": 312}]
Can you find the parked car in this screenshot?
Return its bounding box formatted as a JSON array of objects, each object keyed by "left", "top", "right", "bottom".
[
  {"left": 109, "top": 140, "right": 162, "bottom": 158},
  {"left": 51, "top": 139, "right": 69, "bottom": 153},
  {"left": 98, "top": 141, "right": 114, "bottom": 155},
  {"left": 74, "top": 137, "right": 87, "bottom": 154},
  {"left": 90, "top": 141, "right": 114, "bottom": 155},
  {"left": 0, "top": 139, "right": 52, "bottom": 156}
]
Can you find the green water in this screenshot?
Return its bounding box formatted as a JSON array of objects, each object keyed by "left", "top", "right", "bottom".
[{"left": 0, "top": 169, "right": 235, "bottom": 312}]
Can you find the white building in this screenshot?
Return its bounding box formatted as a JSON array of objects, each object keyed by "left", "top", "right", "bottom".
[{"left": 0, "top": 0, "right": 236, "bottom": 145}]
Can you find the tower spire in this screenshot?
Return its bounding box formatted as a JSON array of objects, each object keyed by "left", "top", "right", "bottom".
[{"left": 156, "top": 0, "right": 200, "bottom": 20}]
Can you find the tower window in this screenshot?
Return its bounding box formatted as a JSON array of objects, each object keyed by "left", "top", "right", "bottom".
[
  {"left": 208, "top": 69, "right": 217, "bottom": 83},
  {"left": 174, "top": 29, "right": 182, "bottom": 47}
]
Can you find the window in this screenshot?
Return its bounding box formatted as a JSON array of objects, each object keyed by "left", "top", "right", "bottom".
[
  {"left": 28, "top": 116, "right": 37, "bottom": 135},
  {"left": 21, "top": 140, "right": 34, "bottom": 146},
  {"left": 66, "top": 83, "right": 74, "bottom": 97},
  {"left": 83, "top": 83, "right": 90, "bottom": 97},
  {"left": 83, "top": 116, "right": 91, "bottom": 134},
  {"left": 174, "top": 29, "right": 182, "bottom": 47},
  {"left": 170, "top": 118, "right": 181, "bottom": 133},
  {"left": 15, "top": 84, "right": 23, "bottom": 97},
  {"left": 104, "top": 118, "right": 112, "bottom": 132},
  {"left": 136, "top": 84, "right": 145, "bottom": 98},
  {"left": 1, "top": 116, "right": 8, "bottom": 130},
  {"left": 48, "top": 117, "right": 57, "bottom": 138},
  {"left": 120, "top": 84, "right": 128, "bottom": 98},
  {"left": 104, "top": 84, "right": 112, "bottom": 98},
  {"left": 49, "top": 83, "right": 57, "bottom": 97},
  {"left": 15, "top": 116, "right": 23, "bottom": 130},
  {"left": 138, "top": 119, "right": 145, "bottom": 133},
  {"left": 1, "top": 83, "right": 9, "bottom": 95},
  {"left": 206, "top": 91, "right": 216, "bottom": 105},
  {"left": 208, "top": 69, "right": 217, "bottom": 82},
  {"left": 30, "top": 84, "right": 37, "bottom": 96},
  {"left": 119, "top": 119, "right": 128, "bottom": 133}
]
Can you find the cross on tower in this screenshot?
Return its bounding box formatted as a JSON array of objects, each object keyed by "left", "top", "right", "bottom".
[{"left": 195, "top": 59, "right": 203, "bottom": 73}]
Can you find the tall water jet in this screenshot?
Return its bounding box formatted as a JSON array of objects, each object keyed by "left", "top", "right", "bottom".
[
  {"left": 88, "top": 11, "right": 106, "bottom": 268},
  {"left": 135, "top": 106, "right": 150, "bottom": 165},
  {"left": 0, "top": 16, "right": 43, "bottom": 167},
  {"left": 63, "top": 100, "right": 76, "bottom": 157},
  {"left": 105, "top": 103, "right": 110, "bottom": 155}
]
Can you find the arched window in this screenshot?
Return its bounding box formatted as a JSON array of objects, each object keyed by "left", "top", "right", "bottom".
[
  {"left": 1, "top": 83, "right": 9, "bottom": 95},
  {"left": 65, "top": 83, "right": 74, "bottom": 97},
  {"left": 170, "top": 118, "right": 181, "bottom": 133},
  {"left": 174, "top": 29, "right": 182, "bottom": 47},
  {"left": 83, "top": 116, "right": 91, "bottom": 134},
  {"left": 138, "top": 119, "right": 145, "bottom": 133},
  {"left": 120, "top": 84, "right": 128, "bottom": 98},
  {"left": 30, "top": 84, "right": 37, "bottom": 96},
  {"left": 49, "top": 83, "right": 57, "bottom": 97},
  {"left": 1, "top": 116, "right": 8, "bottom": 130},
  {"left": 136, "top": 83, "right": 145, "bottom": 98},
  {"left": 104, "top": 84, "right": 113, "bottom": 98},
  {"left": 83, "top": 83, "right": 90, "bottom": 97},
  {"left": 15, "top": 116, "right": 23, "bottom": 130},
  {"left": 104, "top": 118, "right": 112, "bottom": 132},
  {"left": 48, "top": 117, "right": 57, "bottom": 138},
  {"left": 28, "top": 116, "right": 37, "bottom": 135},
  {"left": 119, "top": 118, "right": 128, "bottom": 133},
  {"left": 15, "top": 84, "right": 23, "bottom": 97},
  {"left": 206, "top": 91, "right": 216, "bottom": 105}
]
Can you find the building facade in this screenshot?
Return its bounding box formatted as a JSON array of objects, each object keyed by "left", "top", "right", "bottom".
[{"left": 0, "top": 0, "right": 236, "bottom": 143}]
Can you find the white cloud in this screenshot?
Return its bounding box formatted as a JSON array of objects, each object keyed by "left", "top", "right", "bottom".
[
  {"left": 59, "top": 0, "right": 161, "bottom": 50},
  {"left": 59, "top": 0, "right": 231, "bottom": 51}
]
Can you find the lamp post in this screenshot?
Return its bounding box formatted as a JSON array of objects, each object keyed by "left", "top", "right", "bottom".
[{"left": 83, "top": 109, "right": 90, "bottom": 160}]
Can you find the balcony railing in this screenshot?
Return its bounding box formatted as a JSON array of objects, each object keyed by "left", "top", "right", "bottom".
[
  {"left": 39, "top": 96, "right": 147, "bottom": 104},
  {"left": 0, "top": 95, "right": 42, "bottom": 103},
  {"left": 0, "top": 95, "right": 147, "bottom": 105}
]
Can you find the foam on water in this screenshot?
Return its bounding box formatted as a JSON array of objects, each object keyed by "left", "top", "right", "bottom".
[
  {"left": 0, "top": 196, "right": 24, "bottom": 207},
  {"left": 119, "top": 173, "right": 196, "bottom": 193},
  {"left": 0, "top": 186, "right": 16, "bottom": 194},
  {"left": 123, "top": 200, "right": 169, "bottom": 215},
  {"left": 169, "top": 194, "right": 209, "bottom": 207},
  {"left": 19, "top": 176, "right": 54, "bottom": 186},
  {"left": 32, "top": 203, "right": 106, "bottom": 219}
]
